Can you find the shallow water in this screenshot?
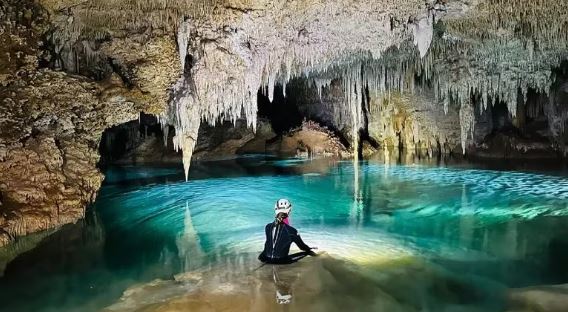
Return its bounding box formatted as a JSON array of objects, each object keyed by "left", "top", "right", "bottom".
[{"left": 1, "top": 156, "right": 568, "bottom": 311}]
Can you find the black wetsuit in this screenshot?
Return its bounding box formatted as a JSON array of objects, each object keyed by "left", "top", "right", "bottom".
[{"left": 258, "top": 221, "right": 314, "bottom": 264}]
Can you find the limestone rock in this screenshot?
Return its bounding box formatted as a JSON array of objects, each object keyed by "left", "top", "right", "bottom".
[
  {"left": 0, "top": 70, "right": 142, "bottom": 246},
  {"left": 507, "top": 284, "right": 568, "bottom": 312},
  {"left": 266, "top": 120, "right": 350, "bottom": 158}
]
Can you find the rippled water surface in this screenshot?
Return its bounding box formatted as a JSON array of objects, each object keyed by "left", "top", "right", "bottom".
[{"left": 1, "top": 157, "right": 568, "bottom": 311}]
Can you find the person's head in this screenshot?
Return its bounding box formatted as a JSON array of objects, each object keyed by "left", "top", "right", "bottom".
[
  {"left": 275, "top": 212, "right": 288, "bottom": 223},
  {"left": 274, "top": 198, "right": 292, "bottom": 223}
]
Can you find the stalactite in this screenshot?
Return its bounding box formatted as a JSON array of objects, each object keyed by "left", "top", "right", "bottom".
[
  {"left": 101, "top": 0, "right": 568, "bottom": 175},
  {"left": 544, "top": 81, "right": 568, "bottom": 147},
  {"left": 313, "top": 78, "right": 333, "bottom": 100},
  {"left": 411, "top": 11, "right": 434, "bottom": 58},
  {"left": 162, "top": 125, "right": 169, "bottom": 147},
  {"left": 177, "top": 19, "right": 191, "bottom": 71},
  {"left": 159, "top": 76, "right": 200, "bottom": 180},
  {"left": 459, "top": 100, "right": 475, "bottom": 155}
]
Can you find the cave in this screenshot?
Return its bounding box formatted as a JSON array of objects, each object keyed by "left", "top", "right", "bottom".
[
  {"left": 98, "top": 80, "right": 355, "bottom": 169},
  {"left": 1, "top": 0, "right": 568, "bottom": 311}
]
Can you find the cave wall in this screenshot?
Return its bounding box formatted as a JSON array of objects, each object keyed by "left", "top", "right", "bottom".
[
  {"left": 31, "top": 0, "right": 566, "bottom": 178},
  {"left": 286, "top": 78, "right": 462, "bottom": 155},
  {"left": 0, "top": 71, "right": 140, "bottom": 247},
  {"left": 0, "top": 0, "right": 180, "bottom": 246},
  {"left": 288, "top": 73, "right": 568, "bottom": 159},
  {"left": 367, "top": 90, "right": 462, "bottom": 156},
  {"left": 469, "top": 75, "right": 568, "bottom": 159}
]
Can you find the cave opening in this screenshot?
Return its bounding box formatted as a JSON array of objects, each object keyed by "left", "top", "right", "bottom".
[
  {"left": 469, "top": 68, "right": 568, "bottom": 160},
  {"left": 257, "top": 85, "right": 303, "bottom": 135},
  {"left": 99, "top": 77, "right": 363, "bottom": 168},
  {"left": 98, "top": 113, "right": 176, "bottom": 168}
]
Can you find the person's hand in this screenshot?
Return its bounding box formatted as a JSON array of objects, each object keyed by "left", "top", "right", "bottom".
[{"left": 308, "top": 247, "right": 318, "bottom": 256}]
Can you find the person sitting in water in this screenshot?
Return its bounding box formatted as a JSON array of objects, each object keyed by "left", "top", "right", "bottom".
[{"left": 258, "top": 198, "right": 317, "bottom": 264}]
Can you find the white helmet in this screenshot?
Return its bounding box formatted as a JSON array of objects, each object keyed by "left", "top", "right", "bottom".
[{"left": 274, "top": 198, "right": 292, "bottom": 215}]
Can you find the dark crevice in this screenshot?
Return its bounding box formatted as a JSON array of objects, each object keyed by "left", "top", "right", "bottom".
[
  {"left": 360, "top": 85, "right": 379, "bottom": 151},
  {"left": 98, "top": 113, "right": 166, "bottom": 168},
  {"left": 257, "top": 86, "right": 302, "bottom": 135},
  {"left": 183, "top": 54, "right": 194, "bottom": 75},
  {"left": 257, "top": 82, "right": 353, "bottom": 150},
  {"left": 109, "top": 59, "right": 134, "bottom": 88}
]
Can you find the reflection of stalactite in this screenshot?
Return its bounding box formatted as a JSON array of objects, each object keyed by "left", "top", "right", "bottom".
[
  {"left": 504, "top": 220, "right": 519, "bottom": 259},
  {"left": 347, "top": 65, "right": 364, "bottom": 223},
  {"left": 459, "top": 184, "right": 474, "bottom": 248},
  {"left": 361, "top": 165, "right": 372, "bottom": 225},
  {"left": 176, "top": 201, "right": 205, "bottom": 272}
]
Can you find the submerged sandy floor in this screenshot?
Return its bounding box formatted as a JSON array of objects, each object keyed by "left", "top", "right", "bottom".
[{"left": 105, "top": 252, "right": 506, "bottom": 312}]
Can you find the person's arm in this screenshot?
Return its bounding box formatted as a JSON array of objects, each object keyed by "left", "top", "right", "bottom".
[
  {"left": 258, "top": 224, "right": 271, "bottom": 261},
  {"left": 291, "top": 232, "right": 312, "bottom": 252}
]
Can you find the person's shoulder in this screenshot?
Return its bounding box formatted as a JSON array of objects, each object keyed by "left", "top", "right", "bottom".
[
  {"left": 265, "top": 222, "right": 273, "bottom": 229},
  {"left": 284, "top": 224, "right": 298, "bottom": 234}
]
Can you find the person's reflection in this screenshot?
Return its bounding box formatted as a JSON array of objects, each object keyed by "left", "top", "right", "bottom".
[{"left": 273, "top": 265, "right": 292, "bottom": 304}]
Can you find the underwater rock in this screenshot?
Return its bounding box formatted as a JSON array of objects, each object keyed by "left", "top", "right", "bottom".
[
  {"left": 105, "top": 253, "right": 503, "bottom": 312},
  {"left": 507, "top": 284, "right": 568, "bottom": 312},
  {"left": 0, "top": 228, "right": 56, "bottom": 276}
]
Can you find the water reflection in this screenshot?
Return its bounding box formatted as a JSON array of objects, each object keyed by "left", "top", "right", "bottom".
[
  {"left": 176, "top": 201, "right": 205, "bottom": 272},
  {"left": 105, "top": 253, "right": 506, "bottom": 312},
  {"left": 0, "top": 156, "right": 567, "bottom": 311}
]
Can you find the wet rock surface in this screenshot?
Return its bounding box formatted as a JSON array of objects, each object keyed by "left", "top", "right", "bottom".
[
  {"left": 104, "top": 254, "right": 503, "bottom": 312},
  {"left": 265, "top": 120, "right": 350, "bottom": 158},
  {"left": 100, "top": 116, "right": 348, "bottom": 163},
  {"left": 507, "top": 284, "right": 568, "bottom": 312},
  {"left": 0, "top": 71, "right": 141, "bottom": 246},
  {"left": 0, "top": 0, "right": 179, "bottom": 246}
]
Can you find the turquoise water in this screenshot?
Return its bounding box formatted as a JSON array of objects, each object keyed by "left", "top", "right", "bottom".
[{"left": 1, "top": 157, "right": 568, "bottom": 311}]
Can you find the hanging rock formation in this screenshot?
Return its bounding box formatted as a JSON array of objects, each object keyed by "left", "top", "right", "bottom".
[{"left": 1, "top": 0, "right": 568, "bottom": 246}]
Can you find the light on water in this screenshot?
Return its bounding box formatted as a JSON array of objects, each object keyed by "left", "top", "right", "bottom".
[{"left": 1, "top": 157, "right": 568, "bottom": 311}]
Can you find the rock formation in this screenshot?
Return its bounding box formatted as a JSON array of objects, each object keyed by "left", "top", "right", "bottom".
[
  {"left": 0, "top": 0, "right": 179, "bottom": 245},
  {"left": 1, "top": 0, "right": 567, "bottom": 246}
]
